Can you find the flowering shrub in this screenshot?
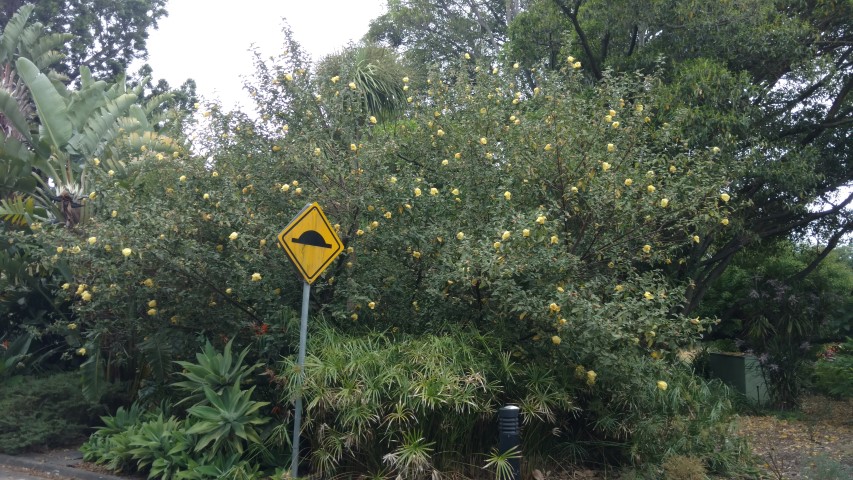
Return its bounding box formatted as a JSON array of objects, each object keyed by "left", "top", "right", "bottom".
[{"left": 22, "top": 41, "right": 753, "bottom": 475}]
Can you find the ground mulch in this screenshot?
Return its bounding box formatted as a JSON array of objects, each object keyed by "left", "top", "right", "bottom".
[
  {"left": 736, "top": 396, "right": 853, "bottom": 479},
  {"left": 540, "top": 395, "right": 852, "bottom": 479}
]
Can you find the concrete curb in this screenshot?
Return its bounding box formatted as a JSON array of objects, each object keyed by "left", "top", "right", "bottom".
[{"left": 0, "top": 453, "right": 127, "bottom": 480}]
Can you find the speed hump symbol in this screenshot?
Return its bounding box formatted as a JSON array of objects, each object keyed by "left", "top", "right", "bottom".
[{"left": 277, "top": 202, "right": 344, "bottom": 284}]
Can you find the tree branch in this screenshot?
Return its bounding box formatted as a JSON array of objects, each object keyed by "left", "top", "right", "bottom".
[
  {"left": 626, "top": 25, "right": 639, "bottom": 56},
  {"left": 553, "top": 0, "right": 603, "bottom": 81},
  {"left": 787, "top": 222, "right": 852, "bottom": 283}
]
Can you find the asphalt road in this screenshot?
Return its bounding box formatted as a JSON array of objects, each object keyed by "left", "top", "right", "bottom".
[
  {"left": 0, "top": 464, "right": 61, "bottom": 479},
  {"left": 0, "top": 454, "right": 126, "bottom": 480}
]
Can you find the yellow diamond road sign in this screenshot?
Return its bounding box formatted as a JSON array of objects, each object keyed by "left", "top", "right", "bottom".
[{"left": 278, "top": 203, "right": 344, "bottom": 284}]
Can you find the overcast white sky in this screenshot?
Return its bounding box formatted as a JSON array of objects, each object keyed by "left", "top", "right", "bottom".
[{"left": 143, "top": 0, "right": 387, "bottom": 111}]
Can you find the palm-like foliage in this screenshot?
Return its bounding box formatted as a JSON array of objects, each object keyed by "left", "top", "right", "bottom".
[{"left": 316, "top": 44, "right": 407, "bottom": 121}]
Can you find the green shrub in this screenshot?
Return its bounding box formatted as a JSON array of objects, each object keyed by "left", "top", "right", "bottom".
[
  {"left": 80, "top": 403, "right": 150, "bottom": 471},
  {"left": 172, "top": 339, "right": 263, "bottom": 407},
  {"left": 698, "top": 242, "right": 853, "bottom": 408},
  {"left": 0, "top": 371, "right": 101, "bottom": 453},
  {"left": 813, "top": 339, "right": 853, "bottom": 398}
]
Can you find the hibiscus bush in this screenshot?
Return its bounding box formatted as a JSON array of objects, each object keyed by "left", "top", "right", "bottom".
[{"left": 24, "top": 37, "right": 756, "bottom": 476}]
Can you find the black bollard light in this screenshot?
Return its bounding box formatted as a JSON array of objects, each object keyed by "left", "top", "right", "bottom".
[{"left": 498, "top": 405, "right": 521, "bottom": 480}]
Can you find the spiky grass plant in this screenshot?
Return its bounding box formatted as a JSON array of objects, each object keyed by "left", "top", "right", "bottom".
[
  {"left": 278, "top": 322, "right": 506, "bottom": 478},
  {"left": 275, "top": 320, "right": 587, "bottom": 479}
]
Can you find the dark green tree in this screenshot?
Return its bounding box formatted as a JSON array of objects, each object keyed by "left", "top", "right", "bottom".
[
  {"left": 132, "top": 63, "right": 199, "bottom": 119},
  {"left": 535, "top": 0, "right": 853, "bottom": 313},
  {"left": 366, "top": 0, "right": 523, "bottom": 68},
  {"left": 1, "top": 0, "right": 168, "bottom": 82}
]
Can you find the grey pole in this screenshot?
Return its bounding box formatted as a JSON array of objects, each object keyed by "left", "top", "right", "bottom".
[{"left": 291, "top": 281, "right": 311, "bottom": 479}]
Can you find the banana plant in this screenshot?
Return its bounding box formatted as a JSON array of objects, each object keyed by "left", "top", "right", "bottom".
[{"left": 0, "top": 4, "right": 181, "bottom": 228}]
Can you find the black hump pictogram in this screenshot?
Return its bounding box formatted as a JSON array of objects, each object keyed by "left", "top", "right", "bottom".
[{"left": 292, "top": 230, "right": 332, "bottom": 248}]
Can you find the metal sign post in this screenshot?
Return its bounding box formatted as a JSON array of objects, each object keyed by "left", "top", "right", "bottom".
[
  {"left": 277, "top": 202, "right": 343, "bottom": 479},
  {"left": 291, "top": 280, "right": 311, "bottom": 479}
]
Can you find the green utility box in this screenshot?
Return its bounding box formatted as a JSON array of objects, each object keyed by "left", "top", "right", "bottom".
[{"left": 708, "top": 352, "right": 769, "bottom": 405}]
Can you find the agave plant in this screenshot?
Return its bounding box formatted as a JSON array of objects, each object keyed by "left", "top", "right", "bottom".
[
  {"left": 185, "top": 383, "right": 270, "bottom": 460},
  {"left": 172, "top": 339, "right": 263, "bottom": 407},
  {"left": 126, "top": 414, "right": 192, "bottom": 479}
]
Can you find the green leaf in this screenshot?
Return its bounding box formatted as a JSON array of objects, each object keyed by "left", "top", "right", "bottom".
[
  {"left": 28, "top": 33, "right": 74, "bottom": 70},
  {"left": 0, "top": 4, "right": 35, "bottom": 62},
  {"left": 80, "top": 350, "right": 108, "bottom": 403},
  {"left": 0, "top": 195, "right": 36, "bottom": 226},
  {"left": 66, "top": 81, "right": 108, "bottom": 129},
  {"left": 70, "top": 92, "right": 137, "bottom": 157},
  {"left": 15, "top": 57, "right": 72, "bottom": 149},
  {"left": 0, "top": 88, "right": 32, "bottom": 142},
  {"left": 139, "top": 333, "right": 173, "bottom": 389}
]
